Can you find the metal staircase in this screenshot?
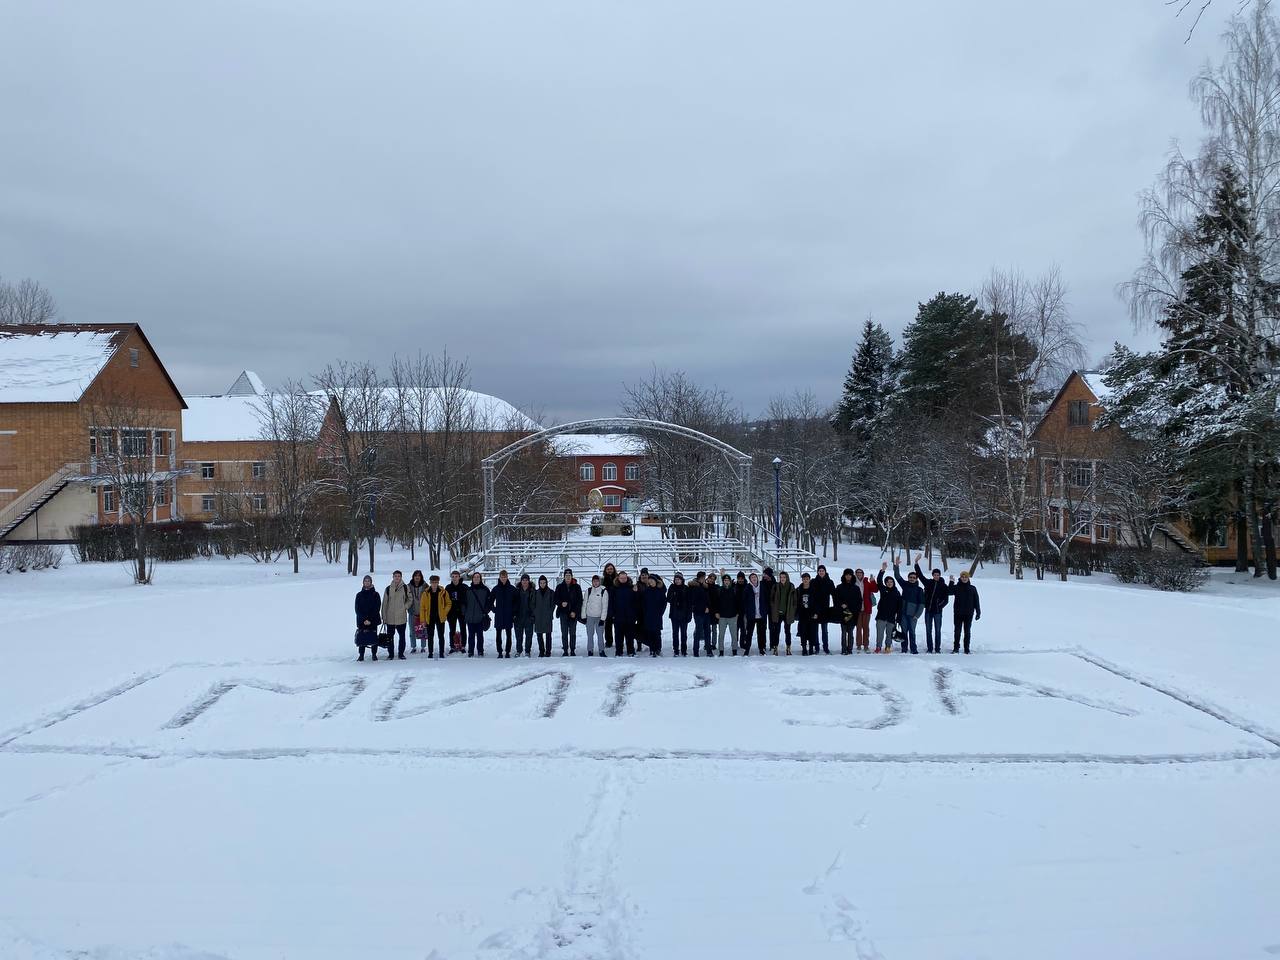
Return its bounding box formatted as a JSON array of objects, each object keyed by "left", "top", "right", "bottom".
[
  {"left": 1155, "top": 521, "right": 1208, "bottom": 562},
  {"left": 0, "top": 463, "right": 84, "bottom": 541}
]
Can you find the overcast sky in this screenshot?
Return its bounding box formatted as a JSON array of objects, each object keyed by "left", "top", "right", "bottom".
[{"left": 0, "top": 0, "right": 1238, "bottom": 422}]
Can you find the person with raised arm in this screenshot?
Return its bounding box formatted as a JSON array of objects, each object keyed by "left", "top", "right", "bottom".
[
  {"left": 912, "top": 553, "right": 950, "bottom": 654},
  {"left": 873, "top": 562, "right": 902, "bottom": 654},
  {"left": 891, "top": 554, "right": 924, "bottom": 655}
]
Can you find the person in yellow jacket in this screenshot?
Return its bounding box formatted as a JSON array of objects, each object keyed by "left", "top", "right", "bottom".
[{"left": 418, "top": 573, "right": 453, "bottom": 659}]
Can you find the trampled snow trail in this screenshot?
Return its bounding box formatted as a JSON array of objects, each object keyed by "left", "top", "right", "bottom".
[
  {"left": 474, "top": 766, "right": 636, "bottom": 960},
  {"left": 541, "top": 767, "right": 636, "bottom": 958}
]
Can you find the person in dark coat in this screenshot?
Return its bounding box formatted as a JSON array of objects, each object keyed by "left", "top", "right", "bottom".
[
  {"left": 687, "top": 571, "right": 710, "bottom": 657},
  {"left": 463, "top": 572, "right": 492, "bottom": 657},
  {"left": 715, "top": 573, "right": 738, "bottom": 656},
  {"left": 913, "top": 553, "right": 951, "bottom": 654},
  {"left": 532, "top": 575, "right": 556, "bottom": 656},
  {"left": 641, "top": 573, "right": 668, "bottom": 655},
  {"left": 635, "top": 567, "right": 650, "bottom": 636},
  {"left": 759, "top": 567, "right": 777, "bottom": 654},
  {"left": 354, "top": 575, "right": 382, "bottom": 661},
  {"left": 893, "top": 557, "right": 925, "bottom": 655},
  {"left": 834, "top": 567, "right": 862, "bottom": 655},
  {"left": 667, "top": 573, "right": 692, "bottom": 656},
  {"left": 769, "top": 570, "right": 797, "bottom": 654},
  {"left": 601, "top": 562, "right": 618, "bottom": 649},
  {"left": 554, "top": 568, "right": 584, "bottom": 656},
  {"left": 812, "top": 565, "right": 835, "bottom": 654},
  {"left": 947, "top": 570, "right": 981, "bottom": 654},
  {"left": 795, "top": 572, "right": 819, "bottom": 656},
  {"left": 740, "top": 572, "right": 768, "bottom": 655},
  {"left": 513, "top": 573, "right": 536, "bottom": 658},
  {"left": 874, "top": 564, "right": 902, "bottom": 653},
  {"left": 490, "top": 569, "right": 519, "bottom": 658},
  {"left": 610, "top": 571, "right": 638, "bottom": 657},
  {"left": 445, "top": 570, "right": 467, "bottom": 654},
  {"left": 703, "top": 574, "right": 721, "bottom": 656}
]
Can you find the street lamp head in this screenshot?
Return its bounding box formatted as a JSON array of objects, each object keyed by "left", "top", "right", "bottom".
[{"left": 772, "top": 457, "right": 782, "bottom": 466}]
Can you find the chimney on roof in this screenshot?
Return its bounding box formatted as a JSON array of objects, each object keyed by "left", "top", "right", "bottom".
[{"left": 225, "top": 370, "right": 266, "bottom": 396}]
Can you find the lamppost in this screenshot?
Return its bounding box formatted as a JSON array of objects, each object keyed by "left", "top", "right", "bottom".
[{"left": 772, "top": 457, "right": 782, "bottom": 549}]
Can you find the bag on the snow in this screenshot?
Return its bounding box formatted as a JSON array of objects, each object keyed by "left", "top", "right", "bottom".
[
  {"left": 413, "top": 622, "right": 427, "bottom": 641},
  {"left": 376, "top": 628, "right": 392, "bottom": 652},
  {"left": 451, "top": 630, "right": 464, "bottom": 652}
]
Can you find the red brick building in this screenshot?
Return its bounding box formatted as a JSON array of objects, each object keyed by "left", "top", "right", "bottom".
[{"left": 552, "top": 434, "right": 646, "bottom": 511}]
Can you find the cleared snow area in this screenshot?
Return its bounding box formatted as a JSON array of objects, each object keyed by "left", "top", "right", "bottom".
[
  {"left": 1, "top": 545, "right": 1277, "bottom": 959},
  {"left": 0, "top": 328, "right": 116, "bottom": 403}
]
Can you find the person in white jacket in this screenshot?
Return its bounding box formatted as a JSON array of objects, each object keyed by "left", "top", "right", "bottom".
[{"left": 583, "top": 574, "right": 611, "bottom": 657}]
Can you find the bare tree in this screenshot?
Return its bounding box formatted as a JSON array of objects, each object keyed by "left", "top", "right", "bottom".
[
  {"left": 257, "top": 381, "right": 323, "bottom": 573},
  {"left": 0, "top": 276, "right": 59, "bottom": 324},
  {"left": 981, "top": 266, "right": 1086, "bottom": 579},
  {"left": 1099, "top": 436, "right": 1192, "bottom": 550},
  {"left": 312, "top": 361, "right": 393, "bottom": 576},
  {"left": 620, "top": 367, "right": 745, "bottom": 536},
  {"left": 86, "top": 387, "right": 180, "bottom": 584}
]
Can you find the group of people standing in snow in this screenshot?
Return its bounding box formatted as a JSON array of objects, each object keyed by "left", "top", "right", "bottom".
[{"left": 353, "top": 556, "right": 982, "bottom": 661}]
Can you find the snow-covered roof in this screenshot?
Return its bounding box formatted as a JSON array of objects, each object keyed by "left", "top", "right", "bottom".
[
  {"left": 312, "top": 387, "right": 539, "bottom": 432},
  {"left": 182, "top": 394, "right": 269, "bottom": 442},
  {"left": 1079, "top": 371, "right": 1114, "bottom": 405},
  {"left": 551, "top": 433, "right": 647, "bottom": 457},
  {"left": 225, "top": 370, "right": 266, "bottom": 396},
  {"left": 0, "top": 326, "right": 122, "bottom": 403}
]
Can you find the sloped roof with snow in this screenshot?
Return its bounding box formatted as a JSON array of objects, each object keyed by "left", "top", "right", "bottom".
[
  {"left": 225, "top": 370, "right": 266, "bottom": 396},
  {"left": 312, "top": 387, "right": 539, "bottom": 432},
  {"left": 550, "top": 433, "right": 647, "bottom": 457},
  {"left": 182, "top": 394, "right": 269, "bottom": 442},
  {"left": 0, "top": 325, "right": 125, "bottom": 402},
  {"left": 1078, "top": 371, "right": 1114, "bottom": 404}
]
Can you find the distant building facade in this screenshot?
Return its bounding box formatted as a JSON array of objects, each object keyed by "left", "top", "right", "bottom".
[{"left": 552, "top": 434, "right": 646, "bottom": 512}]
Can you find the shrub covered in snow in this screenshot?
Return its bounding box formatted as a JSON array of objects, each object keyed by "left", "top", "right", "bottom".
[
  {"left": 0, "top": 544, "right": 63, "bottom": 573},
  {"left": 1108, "top": 548, "right": 1209, "bottom": 592}
]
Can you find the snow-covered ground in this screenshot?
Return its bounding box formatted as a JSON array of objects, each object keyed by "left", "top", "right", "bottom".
[{"left": 1, "top": 544, "right": 1278, "bottom": 959}]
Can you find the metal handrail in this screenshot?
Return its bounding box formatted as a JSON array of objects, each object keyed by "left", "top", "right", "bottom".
[{"left": 0, "top": 463, "right": 84, "bottom": 532}]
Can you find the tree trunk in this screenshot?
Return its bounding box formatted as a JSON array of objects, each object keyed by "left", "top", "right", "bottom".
[
  {"left": 292, "top": 544, "right": 300, "bottom": 574},
  {"left": 368, "top": 535, "right": 375, "bottom": 575},
  {"left": 1263, "top": 506, "right": 1277, "bottom": 580},
  {"left": 1244, "top": 467, "right": 1266, "bottom": 578}
]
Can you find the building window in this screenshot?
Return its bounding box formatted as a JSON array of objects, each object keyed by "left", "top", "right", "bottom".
[
  {"left": 252, "top": 494, "right": 267, "bottom": 512},
  {"left": 625, "top": 463, "right": 639, "bottom": 481},
  {"left": 1068, "top": 399, "right": 1089, "bottom": 426},
  {"left": 129, "top": 348, "right": 140, "bottom": 368},
  {"left": 1207, "top": 524, "right": 1228, "bottom": 548},
  {"left": 102, "top": 487, "right": 116, "bottom": 512},
  {"left": 201, "top": 463, "right": 215, "bottom": 480},
  {"left": 155, "top": 481, "right": 169, "bottom": 506},
  {"left": 121, "top": 429, "right": 148, "bottom": 457},
  {"left": 1048, "top": 505, "right": 1062, "bottom": 534},
  {"left": 90, "top": 429, "right": 117, "bottom": 457},
  {"left": 601, "top": 462, "right": 617, "bottom": 481},
  {"left": 1095, "top": 517, "right": 1112, "bottom": 542},
  {"left": 580, "top": 462, "right": 594, "bottom": 482},
  {"left": 603, "top": 494, "right": 621, "bottom": 507},
  {"left": 1067, "top": 460, "right": 1093, "bottom": 489},
  {"left": 201, "top": 495, "right": 215, "bottom": 513},
  {"left": 252, "top": 461, "right": 266, "bottom": 479},
  {"left": 153, "top": 431, "right": 169, "bottom": 456}
]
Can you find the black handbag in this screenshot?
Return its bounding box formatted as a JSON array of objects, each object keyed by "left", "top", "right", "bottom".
[{"left": 376, "top": 628, "right": 392, "bottom": 651}]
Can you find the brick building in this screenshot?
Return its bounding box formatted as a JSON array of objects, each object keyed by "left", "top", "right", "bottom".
[
  {"left": 1031, "top": 370, "right": 1235, "bottom": 563},
  {"left": 551, "top": 434, "right": 646, "bottom": 511},
  {"left": 179, "top": 371, "right": 279, "bottom": 521},
  {"left": 0, "top": 323, "right": 186, "bottom": 542}
]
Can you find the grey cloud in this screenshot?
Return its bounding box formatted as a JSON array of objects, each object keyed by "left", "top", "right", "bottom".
[{"left": 0, "top": 0, "right": 1236, "bottom": 422}]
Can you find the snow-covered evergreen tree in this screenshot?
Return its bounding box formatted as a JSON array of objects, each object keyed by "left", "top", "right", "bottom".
[{"left": 832, "top": 318, "right": 896, "bottom": 434}]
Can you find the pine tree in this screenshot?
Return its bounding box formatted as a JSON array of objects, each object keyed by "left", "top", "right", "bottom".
[
  {"left": 894, "top": 292, "right": 1035, "bottom": 428},
  {"left": 832, "top": 318, "right": 896, "bottom": 434}
]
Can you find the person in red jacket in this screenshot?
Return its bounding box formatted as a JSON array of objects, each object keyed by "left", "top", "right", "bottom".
[{"left": 853, "top": 567, "right": 879, "bottom": 652}]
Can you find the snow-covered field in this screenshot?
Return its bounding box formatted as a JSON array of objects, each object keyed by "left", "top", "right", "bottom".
[{"left": 1, "top": 545, "right": 1278, "bottom": 959}]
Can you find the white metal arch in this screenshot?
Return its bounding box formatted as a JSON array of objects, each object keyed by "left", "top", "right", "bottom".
[{"left": 481, "top": 417, "right": 753, "bottom": 546}]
